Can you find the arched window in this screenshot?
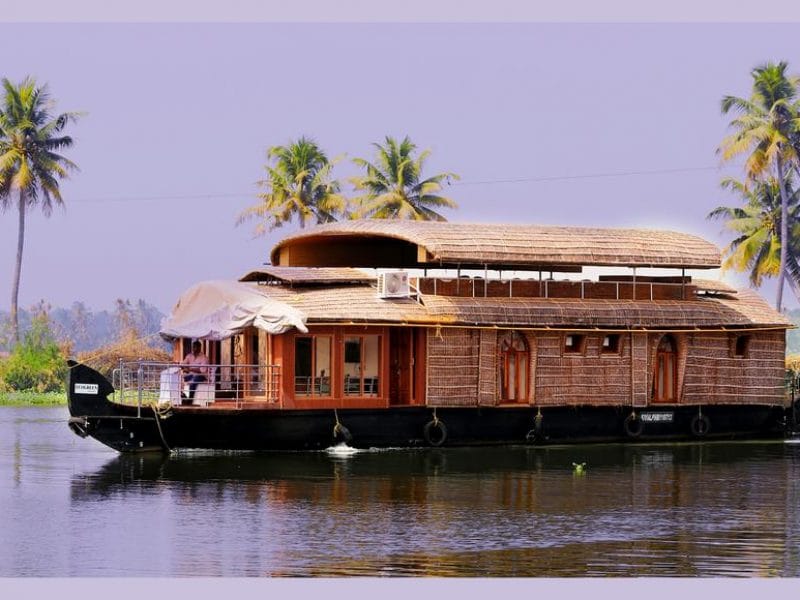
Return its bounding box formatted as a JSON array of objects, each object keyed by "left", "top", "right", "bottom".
[
  {"left": 499, "top": 331, "right": 529, "bottom": 402},
  {"left": 654, "top": 335, "right": 678, "bottom": 403}
]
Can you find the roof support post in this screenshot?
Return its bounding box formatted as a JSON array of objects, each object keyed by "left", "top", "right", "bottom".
[
  {"left": 681, "top": 268, "right": 686, "bottom": 300},
  {"left": 632, "top": 267, "right": 637, "bottom": 300},
  {"left": 484, "top": 264, "right": 488, "bottom": 297}
]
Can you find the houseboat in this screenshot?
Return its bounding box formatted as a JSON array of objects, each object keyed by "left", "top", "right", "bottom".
[{"left": 67, "top": 220, "right": 796, "bottom": 452}]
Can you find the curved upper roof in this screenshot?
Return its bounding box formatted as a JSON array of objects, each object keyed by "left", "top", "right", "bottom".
[{"left": 270, "top": 220, "right": 721, "bottom": 270}]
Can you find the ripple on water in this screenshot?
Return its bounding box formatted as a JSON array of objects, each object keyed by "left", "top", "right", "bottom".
[{"left": 1, "top": 410, "right": 799, "bottom": 577}]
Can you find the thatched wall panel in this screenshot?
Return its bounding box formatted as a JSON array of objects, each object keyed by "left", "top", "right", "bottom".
[
  {"left": 421, "top": 327, "right": 786, "bottom": 409},
  {"left": 533, "top": 332, "right": 634, "bottom": 406},
  {"left": 478, "top": 329, "right": 498, "bottom": 406},
  {"left": 681, "top": 331, "right": 786, "bottom": 406},
  {"left": 631, "top": 333, "right": 649, "bottom": 407},
  {"left": 426, "top": 328, "right": 480, "bottom": 406}
]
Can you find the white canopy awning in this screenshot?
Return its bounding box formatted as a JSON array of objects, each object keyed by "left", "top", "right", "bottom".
[{"left": 159, "top": 280, "right": 308, "bottom": 341}]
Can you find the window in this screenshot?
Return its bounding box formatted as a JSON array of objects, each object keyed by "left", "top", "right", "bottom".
[
  {"left": 564, "top": 334, "right": 585, "bottom": 354},
  {"left": 733, "top": 335, "right": 750, "bottom": 358},
  {"left": 499, "top": 331, "right": 529, "bottom": 402},
  {"left": 602, "top": 334, "right": 621, "bottom": 354},
  {"left": 294, "top": 336, "right": 332, "bottom": 397},
  {"left": 344, "top": 335, "right": 380, "bottom": 396}
]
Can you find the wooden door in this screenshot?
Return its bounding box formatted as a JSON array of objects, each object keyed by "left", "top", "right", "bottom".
[
  {"left": 653, "top": 335, "right": 677, "bottom": 403},
  {"left": 499, "top": 331, "right": 529, "bottom": 403},
  {"left": 389, "top": 329, "right": 412, "bottom": 405}
]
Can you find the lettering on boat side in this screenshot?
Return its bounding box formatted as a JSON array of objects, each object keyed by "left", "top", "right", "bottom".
[
  {"left": 641, "top": 412, "right": 674, "bottom": 423},
  {"left": 74, "top": 383, "right": 99, "bottom": 395}
]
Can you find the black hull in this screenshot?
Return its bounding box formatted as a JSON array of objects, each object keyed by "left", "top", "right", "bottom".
[{"left": 67, "top": 361, "right": 794, "bottom": 453}]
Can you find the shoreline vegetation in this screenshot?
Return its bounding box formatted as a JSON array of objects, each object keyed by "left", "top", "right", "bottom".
[{"left": 0, "top": 391, "right": 66, "bottom": 406}]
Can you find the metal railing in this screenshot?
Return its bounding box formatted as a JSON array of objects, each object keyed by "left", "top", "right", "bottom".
[
  {"left": 415, "top": 277, "right": 694, "bottom": 300},
  {"left": 112, "top": 360, "right": 281, "bottom": 410}
]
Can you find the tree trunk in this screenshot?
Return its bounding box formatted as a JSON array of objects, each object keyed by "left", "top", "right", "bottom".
[
  {"left": 776, "top": 156, "right": 789, "bottom": 312},
  {"left": 10, "top": 189, "right": 26, "bottom": 345}
]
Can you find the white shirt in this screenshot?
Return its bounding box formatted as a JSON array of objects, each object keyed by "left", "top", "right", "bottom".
[{"left": 183, "top": 352, "right": 209, "bottom": 376}]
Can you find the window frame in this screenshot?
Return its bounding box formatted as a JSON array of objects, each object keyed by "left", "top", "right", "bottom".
[
  {"left": 293, "top": 334, "right": 334, "bottom": 398},
  {"left": 732, "top": 334, "right": 750, "bottom": 359},
  {"left": 563, "top": 333, "right": 586, "bottom": 355},
  {"left": 342, "top": 334, "right": 382, "bottom": 398},
  {"left": 601, "top": 333, "right": 621, "bottom": 354}
]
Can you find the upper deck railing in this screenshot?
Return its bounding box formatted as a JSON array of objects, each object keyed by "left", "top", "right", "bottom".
[
  {"left": 414, "top": 277, "right": 698, "bottom": 301},
  {"left": 112, "top": 360, "right": 281, "bottom": 410}
]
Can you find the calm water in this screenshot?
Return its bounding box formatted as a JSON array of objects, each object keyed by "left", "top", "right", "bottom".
[{"left": 1, "top": 406, "right": 799, "bottom": 577}]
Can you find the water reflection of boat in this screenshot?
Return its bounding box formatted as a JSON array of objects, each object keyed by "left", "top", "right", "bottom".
[
  {"left": 70, "top": 442, "right": 793, "bottom": 498},
  {"left": 67, "top": 443, "right": 800, "bottom": 577},
  {"left": 67, "top": 221, "right": 796, "bottom": 453}
]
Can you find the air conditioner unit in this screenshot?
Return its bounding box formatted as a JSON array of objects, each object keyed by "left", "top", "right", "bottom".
[{"left": 377, "top": 271, "right": 410, "bottom": 298}]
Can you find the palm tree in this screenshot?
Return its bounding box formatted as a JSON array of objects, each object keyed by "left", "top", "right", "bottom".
[
  {"left": 239, "top": 137, "right": 345, "bottom": 235},
  {"left": 0, "top": 77, "right": 80, "bottom": 344},
  {"left": 708, "top": 177, "right": 796, "bottom": 287},
  {"left": 351, "top": 135, "right": 459, "bottom": 221},
  {"left": 718, "top": 61, "right": 800, "bottom": 310}
]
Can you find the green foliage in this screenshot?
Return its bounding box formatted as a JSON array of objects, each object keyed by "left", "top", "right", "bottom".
[
  {"left": 708, "top": 176, "right": 799, "bottom": 286},
  {"left": 718, "top": 62, "right": 800, "bottom": 310},
  {"left": 239, "top": 136, "right": 346, "bottom": 234},
  {"left": 0, "top": 76, "right": 81, "bottom": 343},
  {"left": 0, "top": 299, "right": 168, "bottom": 353},
  {"left": 0, "top": 306, "right": 67, "bottom": 392},
  {"left": 0, "top": 391, "right": 66, "bottom": 406},
  {"left": 351, "top": 135, "right": 460, "bottom": 221}
]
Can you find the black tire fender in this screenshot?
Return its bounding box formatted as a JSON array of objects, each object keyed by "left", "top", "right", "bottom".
[
  {"left": 423, "top": 419, "right": 447, "bottom": 447},
  {"left": 68, "top": 416, "right": 89, "bottom": 438},
  {"left": 623, "top": 413, "right": 644, "bottom": 438},
  {"left": 690, "top": 414, "right": 710, "bottom": 437},
  {"left": 526, "top": 412, "right": 544, "bottom": 443},
  {"left": 332, "top": 422, "right": 352, "bottom": 444}
]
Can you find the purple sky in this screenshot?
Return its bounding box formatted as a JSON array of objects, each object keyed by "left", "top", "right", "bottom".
[{"left": 1, "top": 23, "right": 799, "bottom": 313}]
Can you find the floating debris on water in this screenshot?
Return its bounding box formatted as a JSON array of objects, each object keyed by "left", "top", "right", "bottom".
[{"left": 572, "top": 462, "right": 587, "bottom": 475}]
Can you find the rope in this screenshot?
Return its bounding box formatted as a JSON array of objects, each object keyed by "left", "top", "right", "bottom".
[
  {"left": 332, "top": 408, "right": 345, "bottom": 439},
  {"left": 432, "top": 407, "right": 439, "bottom": 426},
  {"left": 151, "top": 405, "right": 172, "bottom": 452}
]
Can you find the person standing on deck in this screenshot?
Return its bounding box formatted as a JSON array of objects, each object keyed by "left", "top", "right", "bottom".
[{"left": 182, "top": 341, "right": 209, "bottom": 402}]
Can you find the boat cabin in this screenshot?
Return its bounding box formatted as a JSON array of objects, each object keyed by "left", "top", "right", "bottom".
[{"left": 150, "top": 220, "right": 790, "bottom": 414}]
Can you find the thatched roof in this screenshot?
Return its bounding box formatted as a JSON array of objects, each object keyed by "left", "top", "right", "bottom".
[
  {"left": 261, "top": 284, "right": 434, "bottom": 324},
  {"left": 419, "top": 289, "right": 790, "bottom": 329},
  {"left": 692, "top": 279, "right": 738, "bottom": 295},
  {"left": 270, "top": 220, "right": 721, "bottom": 270},
  {"left": 239, "top": 266, "right": 375, "bottom": 285},
  {"left": 252, "top": 282, "right": 789, "bottom": 330}
]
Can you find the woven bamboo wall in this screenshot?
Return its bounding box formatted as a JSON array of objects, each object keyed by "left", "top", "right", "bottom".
[
  {"left": 426, "top": 328, "right": 481, "bottom": 406},
  {"left": 534, "top": 334, "right": 634, "bottom": 406},
  {"left": 424, "top": 328, "right": 786, "bottom": 408},
  {"left": 682, "top": 331, "right": 786, "bottom": 406},
  {"left": 477, "top": 329, "right": 498, "bottom": 406},
  {"left": 630, "top": 333, "right": 650, "bottom": 407}
]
